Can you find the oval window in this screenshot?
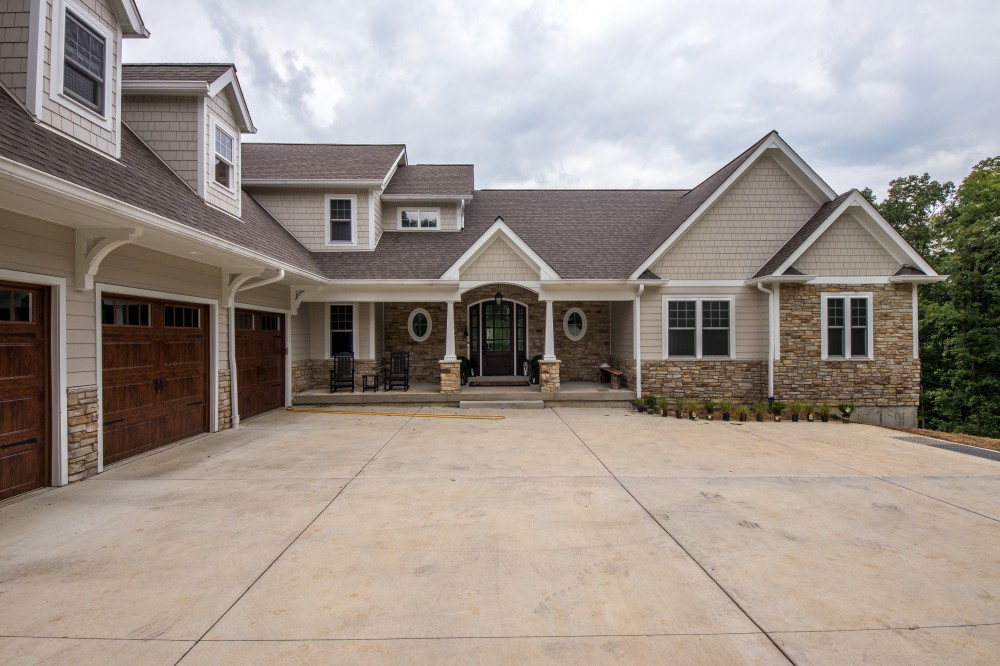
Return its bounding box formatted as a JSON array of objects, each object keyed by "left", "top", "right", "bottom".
[
  {"left": 563, "top": 307, "right": 587, "bottom": 341},
  {"left": 408, "top": 308, "right": 432, "bottom": 342}
]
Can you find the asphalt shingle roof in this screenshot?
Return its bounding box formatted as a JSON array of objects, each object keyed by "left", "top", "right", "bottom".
[
  {"left": 383, "top": 165, "right": 474, "bottom": 198},
  {"left": 242, "top": 144, "right": 405, "bottom": 182},
  {"left": 752, "top": 191, "right": 853, "bottom": 279},
  {"left": 122, "top": 63, "right": 234, "bottom": 83},
  {"left": 0, "top": 89, "right": 319, "bottom": 277}
]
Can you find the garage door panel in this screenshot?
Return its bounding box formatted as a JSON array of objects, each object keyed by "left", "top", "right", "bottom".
[
  {"left": 103, "top": 379, "right": 158, "bottom": 415},
  {"left": 235, "top": 310, "right": 285, "bottom": 421},
  {"left": 0, "top": 447, "right": 42, "bottom": 497},
  {"left": 102, "top": 339, "right": 156, "bottom": 371},
  {"left": 161, "top": 339, "right": 204, "bottom": 366}
]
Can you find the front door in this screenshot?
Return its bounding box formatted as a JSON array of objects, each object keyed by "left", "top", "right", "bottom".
[{"left": 470, "top": 301, "right": 528, "bottom": 376}]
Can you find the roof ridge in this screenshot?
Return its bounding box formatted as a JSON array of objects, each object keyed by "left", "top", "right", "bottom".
[
  {"left": 244, "top": 142, "right": 405, "bottom": 147},
  {"left": 123, "top": 62, "right": 235, "bottom": 67},
  {"left": 474, "top": 188, "right": 689, "bottom": 193},
  {"left": 680, "top": 130, "right": 773, "bottom": 199}
]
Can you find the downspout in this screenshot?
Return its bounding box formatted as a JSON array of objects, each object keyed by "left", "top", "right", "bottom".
[
  {"left": 228, "top": 269, "right": 285, "bottom": 427},
  {"left": 634, "top": 284, "right": 644, "bottom": 399},
  {"left": 757, "top": 282, "right": 774, "bottom": 399}
]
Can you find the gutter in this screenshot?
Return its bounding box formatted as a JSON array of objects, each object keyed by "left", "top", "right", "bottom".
[
  {"left": 227, "top": 269, "right": 285, "bottom": 427},
  {"left": 756, "top": 282, "right": 775, "bottom": 399}
]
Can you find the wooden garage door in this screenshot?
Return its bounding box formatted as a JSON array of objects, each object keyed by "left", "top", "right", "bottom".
[
  {"left": 102, "top": 295, "right": 209, "bottom": 465},
  {"left": 235, "top": 309, "right": 285, "bottom": 420},
  {"left": 0, "top": 283, "right": 49, "bottom": 501}
]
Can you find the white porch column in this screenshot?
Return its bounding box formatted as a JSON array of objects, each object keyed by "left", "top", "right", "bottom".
[
  {"left": 543, "top": 300, "right": 556, "bottom": 361},
  {"left": 444, "top": 300, "right": 457, "bottom": 361}
]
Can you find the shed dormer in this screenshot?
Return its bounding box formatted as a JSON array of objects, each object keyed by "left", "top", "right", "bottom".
[{"left": 121, "top": 63, "right": 256, "bottom": 218}]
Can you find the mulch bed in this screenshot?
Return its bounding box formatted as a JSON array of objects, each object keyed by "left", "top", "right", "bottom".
[{"left": 889, "top": 427, "right": 1000, "bottom": 453}]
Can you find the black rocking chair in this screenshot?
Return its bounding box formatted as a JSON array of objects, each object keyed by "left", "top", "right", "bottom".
[
  {"left": 329, "top": 352, "right": 355, "bottom": 392},
  {"left": 384, "top": 351, "right": 410, "bottom": 391}
]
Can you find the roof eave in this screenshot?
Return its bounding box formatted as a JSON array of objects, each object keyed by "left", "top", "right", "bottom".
[
  {"left": 207, "top": 69, "right": 255, "bottom": 133},
  {"left": 122, "top": 81, "right": 210, "bottom": 95},
  {"left": 242, "top": 179, "right": 385, "bottom": 188},
  {"left": 381, "top": 194, "right": 473, "bottom": 201},
  {"left": 889, "top": 275, "right": 948, "bottom": 284},
  {"left": 113, "top": 0, "right": 149, "bottom": 37},
  {"left": 744, "top": 275, "right": 815, "bottom": 285}
]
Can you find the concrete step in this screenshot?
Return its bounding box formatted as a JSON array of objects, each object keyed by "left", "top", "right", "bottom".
[{"left": 459, "top": 400, "right": 545, "bottom": 409}]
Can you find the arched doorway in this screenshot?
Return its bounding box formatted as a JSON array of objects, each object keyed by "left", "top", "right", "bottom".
[{"left": 468, "top": 299, "right": 528, "bottom": 376}]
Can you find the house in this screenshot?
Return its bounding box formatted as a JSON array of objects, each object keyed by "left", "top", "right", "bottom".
[{"left": 0, "top": 0, "right": 943, "bottom": 502}]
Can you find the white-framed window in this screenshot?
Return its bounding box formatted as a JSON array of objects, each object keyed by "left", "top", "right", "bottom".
[
  {"left": 821, "top": 293, "right": 873, "bottom": 360},
  {"left": 663, "top": 297, "right": 734, "bottom": 358},
  {"left": 408, "top": 308, "right": 432, "bottom": 342},
  {"left": 208, "top": 115, "right": 240, "bottom": 199},
  {"left": 325, "top": 194, "right": 358, "bottom": 245},
  {"left": 398, "top": 208, "right": 440, "bottom": 230},
  {"left": 214, "top": 126, "right": 235, "bottom": 190},
  {"left": 50, "top": 0, "right": 114, "bottom": 127},
  {"left": 329, "top": 303, "right": 355, "bottom": 355},
  {"left": 563, "top": 307, "right": 587, "bottom": 341}
]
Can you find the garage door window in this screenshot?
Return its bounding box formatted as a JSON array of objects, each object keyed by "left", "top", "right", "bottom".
[
  {"left": 165, "top": 305, "right": 201, "bottom": 328},
  {"left": 260, "top": 314, "right": 280, "bottom": 331},
  {"left": 102, "top": 299, "right": 150, "bottom": 326},
  {"left": 0, "top": 290, "right": 32, "bottom": 322},
  {"left": 235, "top": 312, "right": 254, "bottom": 330}
]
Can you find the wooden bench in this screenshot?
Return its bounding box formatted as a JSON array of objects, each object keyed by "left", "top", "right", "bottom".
[{"left": 598, "top": 366, "right": 624, "bottom": 389}]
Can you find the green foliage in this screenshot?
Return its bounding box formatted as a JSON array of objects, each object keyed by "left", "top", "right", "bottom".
[
  {"left": 818, "top": 403, "right": 832, "bottom": 417},
  {"left": 702, "top": 399, "right": 718, "bottom": 415},
  {"left": 643, "top": 394, "right": 659, "bottom": 410},
  {"left": 735, "top": 404, "right": 751, "bottom": 420},
  {"left": 751, "top": 401, "right": 770, "bottom": 418},
  {"left": 871, "top": 173, "right": 955, "bottom": 262},
  {"left": 837, "top": 403, "right": 855, "bottom": 417},
  {"left": 771, "top": 401, "right": 788, "bottom": 415},
  {"left": 718, "top": 399, "right": 734, "bottom": 416}
]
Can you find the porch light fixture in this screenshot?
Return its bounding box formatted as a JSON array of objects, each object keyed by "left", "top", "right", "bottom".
[{"left": 494, "top": 289, "right": 503, "bottom": 308}]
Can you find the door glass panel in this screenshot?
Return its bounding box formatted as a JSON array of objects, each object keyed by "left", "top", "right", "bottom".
[
  {"left": 470, "top": 304, "right": 479, "bottom": 353},
  {"left": 484, "top": 303, "right": 511, "bottom": 351}
]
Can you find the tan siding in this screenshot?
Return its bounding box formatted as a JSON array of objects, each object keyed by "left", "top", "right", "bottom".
[
  {"left": 653, "top": 157, "right": 819, "bottom": 279},
  {"left": 40, "top": 0, "right": 120, "bottom": 157},
  {"left": 289, "top": 307, "right": 309, "bottom": 363},
  {"left": 795, "top": 213, "right": 901, "bottom": 276},
  {"left": 0, "top": 0, "right": 31, "bottom": 105},
  {"left": 233, "top": 281, "right": 289, "bottom": 310},
  {"left": 372, "top": 192, "right": 383, "bottom": 247},
  {"left": 460, "top": 239, "right": 538, "bottom": 281},
  {"left": 122, "top": 95, "right": 200, "bottom": 191},
  {"left": 383, "top": 202, "right": 459, "bottom": 231},
  {"left": 308, "top": 302, "right": 327, "bottom": 359},
  {"left": 204, "top": 91, "right": 242, "bottom": 217},
  {"left": 609, "top": 300, "right": 633, "bottom": 358},
  {"left": 357, "top": 302, "right": 372, "bottom": 359},
  {"left": 639, "top": 286, "right": 767, "bottom": 361},
  {"left": 249, "top": 188, "right": 371, "bottom": 251},
  {"left": 374, "top": 302, "right": 384, "bottom": 359}
]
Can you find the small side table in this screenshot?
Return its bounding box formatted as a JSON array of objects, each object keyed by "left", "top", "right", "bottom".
[{"left": 362, "top": 374, "right": 379, "bottom": 393}]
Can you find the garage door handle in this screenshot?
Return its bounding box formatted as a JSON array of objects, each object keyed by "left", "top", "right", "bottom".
[
  {"left": 1, "top": 437, "right": 36, "bottom": 450},
  {"left": 188, "top": 401, "right": 203, "bottom": 407},
  {"left": 103, "top": 418, "right": 124, "bottom": 426}
]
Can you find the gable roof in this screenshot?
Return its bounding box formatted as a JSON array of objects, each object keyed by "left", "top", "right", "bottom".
[
  {"left": 242, "top": 144, "right": 405, "bottom": 184},
  {"left": 382, "top": 165, "right": 474, "bottom": 199},
  {"left": 0, "top": 87, "right": 319, "bottom": 277},
  {"left": 751, "top": 191, "right": 852, "bottom": 279},
  {"left": 122, "top": 63, "right": 234, "bottom": 83}
]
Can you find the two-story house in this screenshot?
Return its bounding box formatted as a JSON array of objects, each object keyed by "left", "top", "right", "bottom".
[{"left": 0, "top": 0, "right": 942, "bottom": 502}]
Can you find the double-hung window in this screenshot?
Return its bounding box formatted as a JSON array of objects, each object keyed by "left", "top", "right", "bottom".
[
  {"left": 822, "top": 294, "right": 872, "bottom": 359},
  {"left": 214, "top": 126, "right": 235, "bottom": 189},
  {"left": 63, "top": 11, "right": 106, "bottom": 114},
  {"left": 399, "top": 208, "right": 439, "bottom": 229},
  {"left": 665, "top": 297, "right": 733, "bottom": 358},
  {"left": 325, "top": 195, "right": 356, "bottom": 244},
  {"left": 330, "top": 304, "right": 354, "bottom": 355}
]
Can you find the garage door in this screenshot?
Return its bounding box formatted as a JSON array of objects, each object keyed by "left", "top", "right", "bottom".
[
  {"left": 102, "top": 295, "right": 209, "bottom": 465},
  {"left": 235, "top": 309, "right": 285, "bottom": 420},
  {"left": 0, "top": 283, "right": 49, "bottom": 501}
]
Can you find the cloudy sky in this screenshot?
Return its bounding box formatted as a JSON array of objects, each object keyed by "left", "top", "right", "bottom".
[{"left": 125, "top": 0, "right": 999, "bottom": 198}]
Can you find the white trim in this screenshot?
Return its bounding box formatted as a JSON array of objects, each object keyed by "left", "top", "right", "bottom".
[
  {"left": 109, "top": 0, "right": 147, "bottom": 36},
  {"left": 368, "top": 190, "right": 376, "bottom": 249},
  {"left": 242, "top": 179, "right": 384, "bottom": 188},
  {"left": 819, "top": 292, "right": 874, "bottom": 361},
  {"left": 50, "top": 0, "right": 116, "bottom": 130},
  {"left": 380, "top": 148, "right": 408, "bottom": 190},
  {"left": 563, "top": 307, "right": 587, "bottom": 341},
  {"left": 631, "top": 132, "right": 837, "bottom": 279},
  {"left": 208, "top": 114, "right": 239, "bottom": 199},
  {"left": 661, "top": 295, "right": 736, "bottom": 360},
  {"left": 121, "top": 81, "right": 209, "bottom": 95},
  {"left": 396, "top": 206, "right": 441, "bottom": 231},
  {"left": 468, "top": 298, "right": 530, "bottom": 375},
  {"left": 27, "top": 0, "right": 44, "bottom": 118},
  {"left": 662, "top": 280, "right": 747, "bottom": 288},
  {"left": 94, "top": 283, "right": 220, "bottom": 473},
  {"left": 773, "top": 282, "right": 781, "bottom": 360},
  {"left": 327, "top": 302, "right": 357, "bottom": 358},
  {"left": 442, "top": 217, "right": 560, "bottom": 281},
  {"left": 808, "top": 276, "right": 893, "bottom": 285},
  {"left": 407, "top": 307, "right": 432, "bottom": 342},
  {"left": 231, "top": 304, "right": 293, "bottom": 408},
  {"left": 381, "top": 194, "right": 469, "bottom": 202},
  {"left": 912, "top": 283, "right": 919, "bottom": 360},
  {"left": 0, "top": 269, "right": 68, "bottom": 488},
  {"left": 369, "top": 302, "right": 376, "bottom": 362},
  {"left": 324, "top": 194, "right": 358, "bottom": 247},
  {"left": 207, "top": 68, "right": 256, "bottom": 133}
]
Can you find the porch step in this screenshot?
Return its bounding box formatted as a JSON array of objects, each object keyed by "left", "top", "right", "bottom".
[
  {"left": 459, "top": 400, "right": 545, "bottom": 409},
  {"left": 467, "top": 376, "right": 531, "bottom": 387}
]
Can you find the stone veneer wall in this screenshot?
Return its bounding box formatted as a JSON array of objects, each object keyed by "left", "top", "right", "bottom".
[
  {"left": 457, "top": 285, "right": 543, "bottom": 373},
  {"left": 383, "top": 302, "right": 449, "bottom": 383},
  {"left": 292, "top": 360, "right": 313, "bottom": 393},
  {"left": 609, "top": 356, "right": 636, "bottom": 391},
  {"left": 554, "top": 302, "right": 611, "bottom": 382},
  {"left": 641, "top": 361, "right": 767, "bottom": 402},
  {"left": 307, "top": 358, "right": 380, "bottom": 391},
  {"left": 218, "top": 369, "right": 232, "bottom": 430},
  {"left": 773, "top": 283, "right": 919, "bottom": 407},
  {"left": 67, "top": 386, "right": 99, "bottom": 483}
]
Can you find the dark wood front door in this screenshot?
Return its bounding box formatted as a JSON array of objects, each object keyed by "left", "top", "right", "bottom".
[
  {"left": 102, "top": 295, "right": 209, "bottom": 465},
  {"left": 235, "top": 309, "right": 285, "bottom": 420},
  {"left": 0, "top": 283, "right": 49, "bottom": 501},
  {"left": 470, "top": 301, "right": 528, "bottom": 377}
]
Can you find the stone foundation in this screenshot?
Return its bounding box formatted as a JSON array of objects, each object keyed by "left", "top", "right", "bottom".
[
  {"left": 218, "top": 368, "right": 232, "bottom": 430},
  {"left": 439, "top": 360, "right": 462, "bottom": 394},
  {"left": 292, "top": 359, "right": 313, "bottom": 393},
  {"left": 67, "top": 386, "right": 99, "bottom": 483},
  {"left": 539, "top": 360, "right": 561, "bottom": 394},
  {"left": 641, "top": 360, "right": 767, "bottom": 402},
  {"left": 305, "top": 358, "right": 381, "bottom": 391}
]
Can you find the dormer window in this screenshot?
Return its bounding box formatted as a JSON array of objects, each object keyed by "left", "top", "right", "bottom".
[
  {"left": 214, "top": 126, "right": 235, "bottom": 189},
  {"left": 399, "top": 208, "right": 439, "bottom": 230},
  {"left": 63, "top": 12, "right": 105, "bottom": 114}
]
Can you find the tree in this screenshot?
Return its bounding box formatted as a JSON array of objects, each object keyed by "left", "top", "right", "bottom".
[{"left": 875, "top": 173, "right": 955, "bottom": 264}]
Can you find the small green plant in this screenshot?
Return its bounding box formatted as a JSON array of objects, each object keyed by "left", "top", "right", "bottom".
[
  {"left": 804, "top": 401, "right": 816, "bottom": 422},
  {"left": 644, "top": 394, "right": 659, "bottom": 414},
  {"left": 674, "top": 397, "right": 685, "bottom": 418},
  {"left": 719, "top": 399, "right": 734, "bottom": 421},
  {"left": 751, "top": 401, "right": 769, "bottom": 421},
  {"left": 771, "top": 401, "right": 788, "bottom": 422},
  {"left": 631, "top": 398, "right": 643, "bottom": 412},
  {"left": 735, "top": 404, "right": 751, "bottom": 422},
  {"left": 657, "top": 397, "right": 672, "bottom": 417},
  {"left": 818, "top": 403, "right": 832, "bottom": 422},
  {"left": 789, "top": 401, "right": 805, "bottom": 422},
  {"left": 702, "top": 399, "right": 717, "bottom": 420},
  {"left": 837, "top": 403, "right": 855, "bottom": 423}
]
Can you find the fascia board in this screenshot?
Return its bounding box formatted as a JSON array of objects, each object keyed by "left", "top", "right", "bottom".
[
  {"left": 380, "top": 194, "right": 470, "bottom": 201},
  {"left": 0, "top": 155, "right": 327, "bottom": 283},
  {"left": 111, "top": 0, "right": 148, "bottom": 36},
  {"left": 440, "top": 217, "right": 560, "bottom": 281},
  {"left": 122, "top": 81, "right": 209, "bottom": 95},
  {"left": 889, "top": 275, "right": 948, "bottom": 284},
  {"left": 242, "top": 179, "right": 384, "bottom": 188},
  {"left": 208, "top": 69, "right": 256, "bottom": 133}
]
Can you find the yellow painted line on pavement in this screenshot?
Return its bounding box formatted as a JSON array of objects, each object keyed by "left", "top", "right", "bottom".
[{"left": 286, "top": 407, "right": 505, "bottom": 421}]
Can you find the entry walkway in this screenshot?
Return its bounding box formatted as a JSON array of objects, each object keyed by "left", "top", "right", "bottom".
[{"left": 1, "top": 409, "right": 998, "bottom": 664}]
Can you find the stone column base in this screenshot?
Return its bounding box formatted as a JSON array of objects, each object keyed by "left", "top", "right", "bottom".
[
  {"left": 67, "top": 385, "right": 99, "bottom": 482},
  {"left": 439, "top": 360, "right": 462, "bottom": 394},
  {"left": 539, "top": 360, "right": 561, "bottom": 394}
]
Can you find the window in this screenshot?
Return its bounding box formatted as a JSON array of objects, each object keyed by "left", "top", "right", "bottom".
[
  {"left": 399, "top": 208, "right": 439, "bottom": 230},
  {"left": 260, "top": 314, "right": 280, "bottom": 331},
  {"left": 164, "top": 305, "right": 201, "bottom": 328},
  {"left": 664, "top": 298, "right": 733, "bottom": 358},
  {"left": 102, "top": 299, "right": 150, "bottom": 326},
  {"left": 63, "top": 11, "right": 105, "bottom": 114},
  {"left": 408, "top": 308, "right": 431, "bottom": 342},
  {"left": 325, "top": 195, "right": 357, "bottom": 244},
  {"left": 563, "top": 307, "right": 587, "bottom": 341},
  {"left": 214, "top": 126, "right": 235, "bottom": 189},
  {"left": 0, "top": 290, "right": 33, "bottom": 322},
  {"left": 822, "top": 294, "right": 872, "bottom": 359},
  {"left": 330, "top": 304, "right": 354, "bottom": 355}
]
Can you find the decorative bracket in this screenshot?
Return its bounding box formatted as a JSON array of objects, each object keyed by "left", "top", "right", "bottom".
[
  {"left": 75, "top": 228, "right": 142, "bottom": 291},
  {"left": 222, "top": 270, "right": 264, "bottom": 308},
  {"left": 291, "top": 287, "right": 320, "bottom": 315}
]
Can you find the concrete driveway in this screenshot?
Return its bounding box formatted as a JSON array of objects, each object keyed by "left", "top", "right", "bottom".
[{"left": 1, "top": 408, "right": 998, "bottom": 665}]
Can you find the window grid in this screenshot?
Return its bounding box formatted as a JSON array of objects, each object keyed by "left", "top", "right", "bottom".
[
  {"left": 235, "top": 312, "right": 254, "bottom": 331},
  {"left": 164, "top": 306, "right": 201, "bottom": 328},
  {"left": 330, "top": 305, "right": 353, "bottom": 355},
  {"left": 102, "top": 299, "right": 151, "bottom": 327},
  {"left": 328, "top": 199, "right": 354, "bottom": 243},
  {"left": 666, "top": 298, "right": 732, "bottom": 359},
  {"left": 64, "top": 12, "right": 105, "bottom": 113},
  {"left": 260, "top": 315, "right": 280, "bottom": 331},
  {"left": 824, "top": 295, "right": 871, "bottom": 359},
  {"left": 400, "top": 209, "right": 440, "bottom": 229},
  {"left": 214, "top": 126, "right": 234, "bottom": 189},
  {"left": 0, "top": 290, "right": 32, "bottom": 322}
]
